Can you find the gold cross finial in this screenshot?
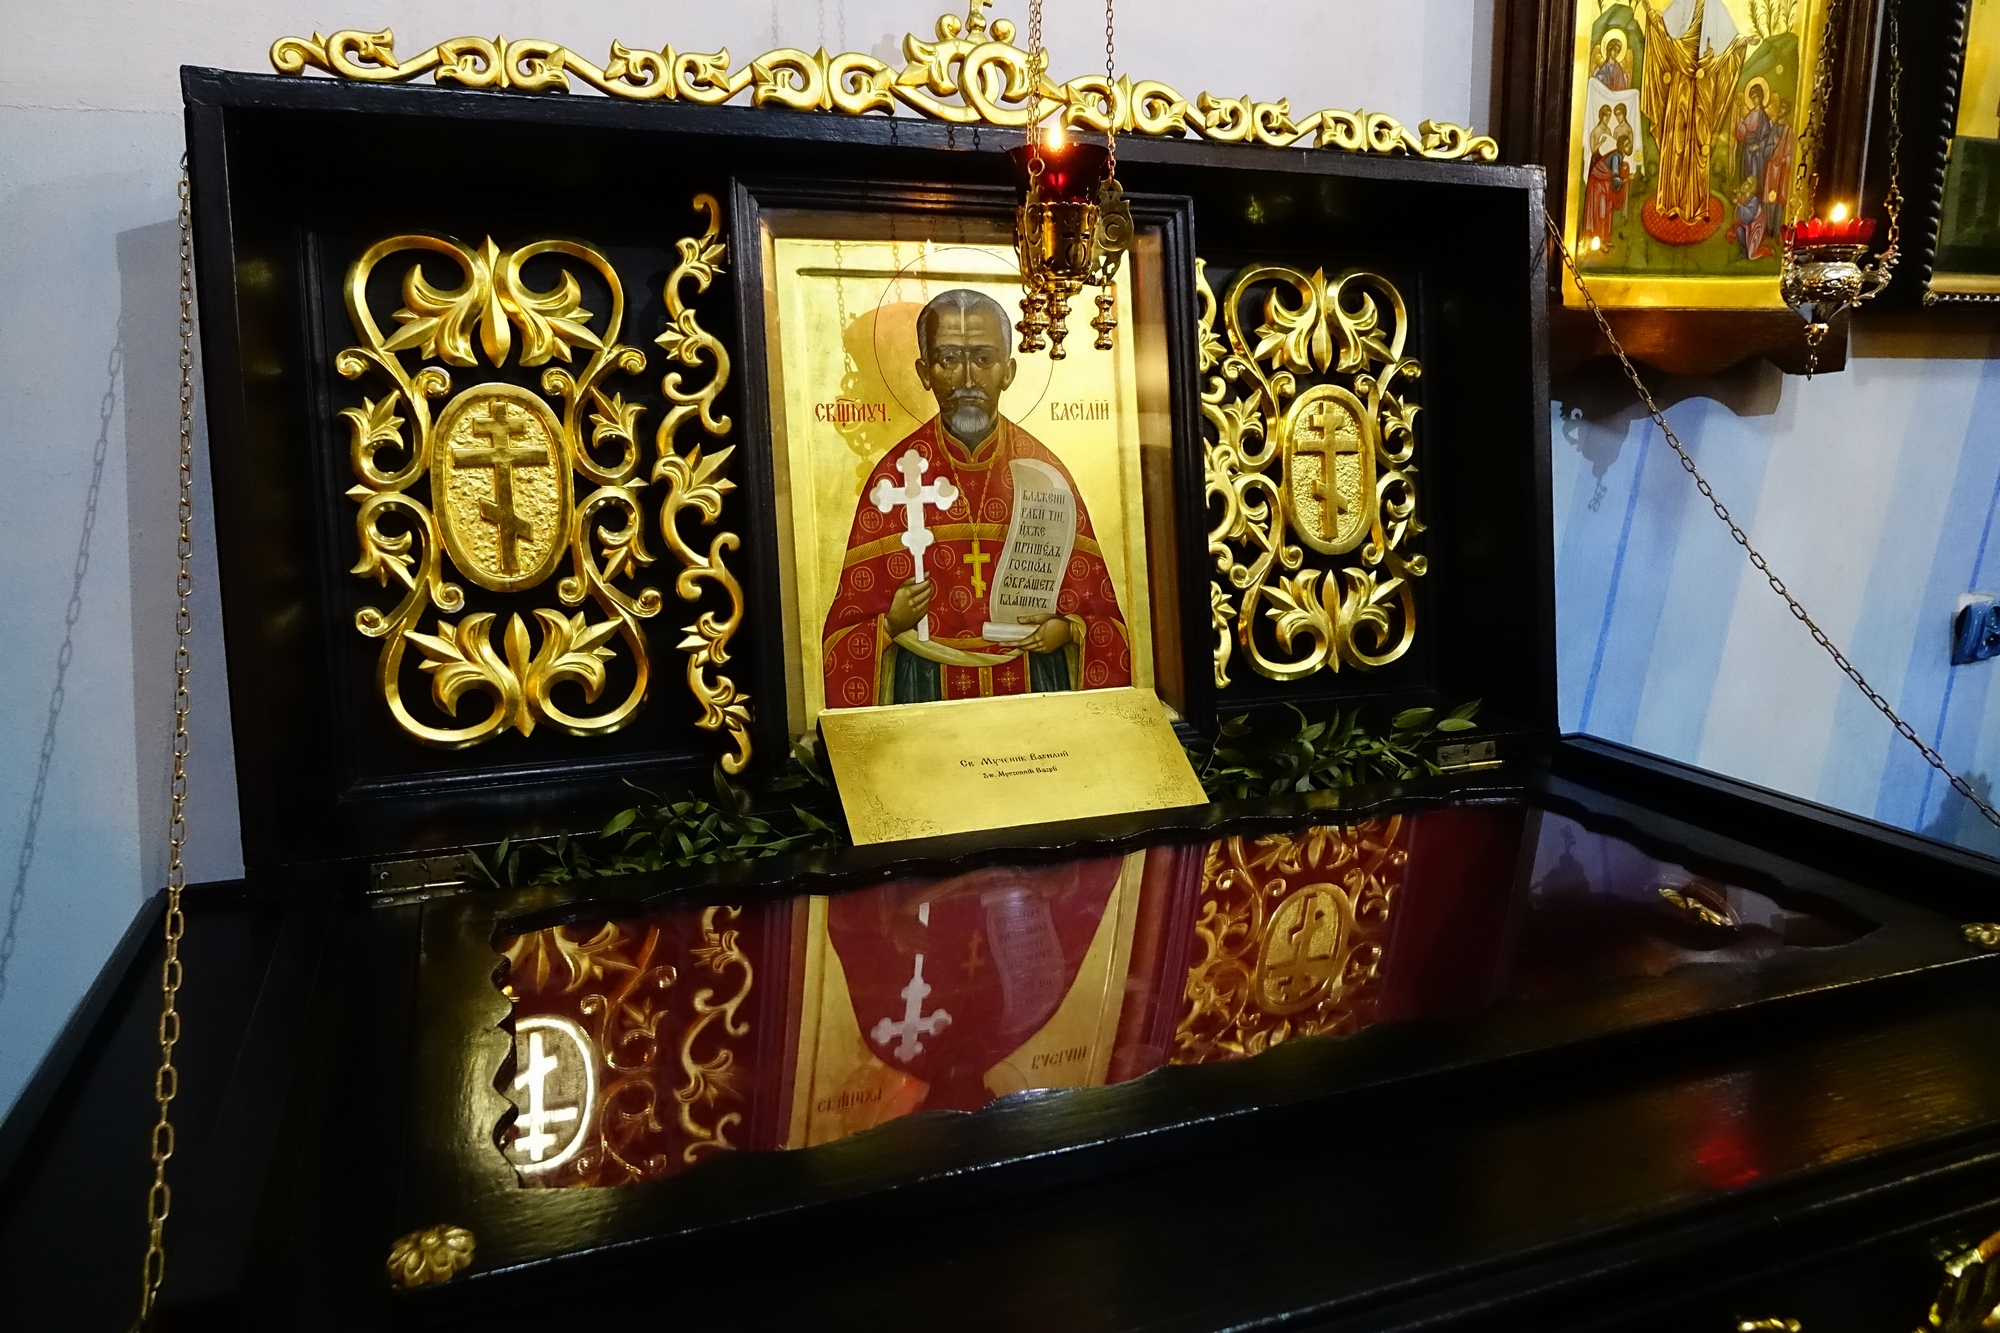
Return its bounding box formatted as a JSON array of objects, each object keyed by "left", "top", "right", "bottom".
[{"left": 965, "top": 0, "right": 991, "bottom": 36}]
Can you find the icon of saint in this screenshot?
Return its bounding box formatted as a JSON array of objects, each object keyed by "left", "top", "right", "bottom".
[
  {"left": 820, "top": 289, "right": 1131, "bottom": 709},
  {"left": 1733, "top": 81, "right": 1778, "bottom": 206},
  {"left": 1760, "top": 96, "right": 1795, "bottom": 235},
  {"left": 1638, "top": 0, "right": 1753, "bottom": 230},
  {"left": 1593, "top": 31, "right": 1632, "bottom": 92},
  {"left": 1585, "top": 104, "right": 1635, "bottom": 247}
]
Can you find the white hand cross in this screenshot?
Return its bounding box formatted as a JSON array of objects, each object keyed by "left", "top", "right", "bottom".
[
  {"left": 871, "top": 448, "right": 959, "bottom": 643},
  {"left": 870, "top": 952, "right": 952, "bottom": 1063}
]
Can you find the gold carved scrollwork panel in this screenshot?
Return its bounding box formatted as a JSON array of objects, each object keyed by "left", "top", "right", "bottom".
[
  {"left": 270, "top": 9, "right": 1497, "bottom": 163},
  {"left": 1198, "top": 258, "right": 1427, "bottom": 688},
  {"left": 338, "top": 199, "right": 750, "bottom": 766},
  {"left": 1173, "top": 819, "right": 1406, "bottom": 1062}
]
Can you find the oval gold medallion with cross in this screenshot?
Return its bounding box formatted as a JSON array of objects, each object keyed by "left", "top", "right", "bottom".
[
  {"left": 434, "top": 385, "right": 570, "bottom": 593},
  {"left": 1280, "top": 382, "right": 1377, "bottom": 556}
]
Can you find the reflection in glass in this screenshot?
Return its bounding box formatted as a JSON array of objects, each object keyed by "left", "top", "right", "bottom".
[{"left": 495, "top": 803, "right": 1864, "bottom": 1189}]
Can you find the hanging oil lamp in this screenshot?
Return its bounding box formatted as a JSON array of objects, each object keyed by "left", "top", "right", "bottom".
[
  {"left": 1779, "top": 202, "right": 1896, "bottom": 376},
  {"left": 1778, "top": 0, "right": 1900, "bottom": 376},
  {"left": 1007, "top": 0, "right": 1133, "bottom": 360}
]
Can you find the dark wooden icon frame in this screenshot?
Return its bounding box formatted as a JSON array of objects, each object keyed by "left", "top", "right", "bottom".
[
  {"left": 1866, "top": 0, "right": 2000, "bottom": 305},
  {"left": 184, "top": 66, "right": 1558, "bottom": 885}
]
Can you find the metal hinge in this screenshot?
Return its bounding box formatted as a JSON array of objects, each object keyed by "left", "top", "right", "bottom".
[
  {"left": 1436, "top": 739, "right": 1502, "bottom": 773},
  {"left": 366, "top": 853, "right": 471, "bottom": 901}
]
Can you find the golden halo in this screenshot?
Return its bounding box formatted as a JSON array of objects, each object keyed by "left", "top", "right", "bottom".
[
  {"left": 1744, "top": 76, "right": 1771, "bottom": 106},
  {"left": 871, "top": 245, "right": 1056, "bottom": 425}
]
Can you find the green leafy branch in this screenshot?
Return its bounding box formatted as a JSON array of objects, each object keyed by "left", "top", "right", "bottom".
[
  {"left": 1190, "top": 700, "right": 1480, "bottom": 800},
  {"left": 464, "top": 701, "right": 1480, "bottom": 888},
  {"left": 463, "top": 740, "right": 844, "bottom": 890}
]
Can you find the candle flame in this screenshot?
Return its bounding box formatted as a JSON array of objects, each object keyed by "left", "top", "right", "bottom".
[
  {"left": 1829, "top": 202, "right": 1849, "bottom": 223},
  {"left": 1046, "top": 118, "right": 1067, "bottom": 149}
]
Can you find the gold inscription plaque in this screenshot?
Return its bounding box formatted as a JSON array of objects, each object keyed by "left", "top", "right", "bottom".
[{"left": 817, "top": 687, "right": 1207, "bottom": 845}]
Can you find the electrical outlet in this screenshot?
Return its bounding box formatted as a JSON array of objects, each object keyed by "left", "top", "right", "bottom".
[{"left": 1953, "top": 594, "right": 2000, "bottom": 665}]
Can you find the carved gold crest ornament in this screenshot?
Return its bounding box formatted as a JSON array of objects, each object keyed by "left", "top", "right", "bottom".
[
  {"left": 270, "top": 9, "right": 1496, "bottom": 163},
  {"left": 341, "top": 198, "right": 749, "bottom": 767},
  {"left": 1199, "top": 262, "right": 1426, "bottom": 686}
]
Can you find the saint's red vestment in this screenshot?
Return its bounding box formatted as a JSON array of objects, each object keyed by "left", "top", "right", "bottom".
[{"left": 822, "top": 415, "right": 1132, "bottom": 708}]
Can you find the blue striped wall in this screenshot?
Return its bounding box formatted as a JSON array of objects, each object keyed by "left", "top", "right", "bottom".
[{"left": 1554, "top": 331, "right": 2000, "bottom": 856}]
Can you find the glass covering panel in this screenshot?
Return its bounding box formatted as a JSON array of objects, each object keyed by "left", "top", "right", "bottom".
[{"left": 493, "top": 803, "right": 1867, "bottom": 1188}]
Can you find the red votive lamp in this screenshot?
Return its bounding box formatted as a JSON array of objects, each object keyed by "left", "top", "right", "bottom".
[
  {"left": 1782, "top": 213, "right": 1876, "bottom": 248},
  {"left": 1006, "top": 139, "right": 1109, "bottom": 203}
]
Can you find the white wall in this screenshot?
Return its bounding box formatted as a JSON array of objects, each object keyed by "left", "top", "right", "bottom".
[
  {"left": 0, "top": 1, "right": 1492, "bottom": 1115},
  {"left": 1554, "top": 320, "right": 2000, "bottom": 854}
]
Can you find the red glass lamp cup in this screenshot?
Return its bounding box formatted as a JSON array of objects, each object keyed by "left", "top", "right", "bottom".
[
  {"left": 1781, "top": 215, "right": 1876, "bottom": 248},
  {"left": 1006, "top": 141, "right": 1110, "bottom": 203}
]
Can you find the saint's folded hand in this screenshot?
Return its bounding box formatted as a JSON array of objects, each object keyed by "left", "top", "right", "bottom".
[{"left": 1016, "top": 612, "right": 1073, "bottom": 655}]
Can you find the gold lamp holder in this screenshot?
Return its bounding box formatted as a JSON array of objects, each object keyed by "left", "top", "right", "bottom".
[
  {"left": 1779, "top": 221, "right": 1895, "bottom": 376},
  {"left": 1007, "top": 0, "right": 1133, "bottom": 360},
  {"left": 1009, "top": 136, "right": 1133, "bottom": 359}
]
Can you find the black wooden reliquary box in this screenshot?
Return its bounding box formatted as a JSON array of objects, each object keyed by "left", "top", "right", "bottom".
[{"left": 8, "top": 10, "right": 2000, "bottom": 1332}]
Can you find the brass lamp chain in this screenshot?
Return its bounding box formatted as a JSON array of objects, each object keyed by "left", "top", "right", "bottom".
[
  {"left": 1792, "top": 0, "right": 1901, "bottom": 253},
  {"left": 1795, "top": 0, "right": 1840, "bottom": 215},
  {"left": 1027, "top": 0, "right": 1045, "bottom": 102},
  {"left": 137, "top": 155, "right": 197, "bottom": 1328},
  {"left": 1880, "top": 0, "right": 1904, "bottom": 267},
  {"left": 1547, "top": 209, "right": 2000, "bottom": 833},
  {"left": 1103, "top": 0, "right": 1118, "bottom": 173}
]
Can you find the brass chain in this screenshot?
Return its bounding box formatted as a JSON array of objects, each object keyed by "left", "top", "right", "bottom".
[
  {"left": 1547, "top": 209, "right": 2000, "bottom": 833},
  {"left": 136, "top": 155, "right": 197, "bottom": 1328},
  {"left": 1103, "top": 0, "right": 1118, "bottom": 173},
  {"left": 1794, "top": 0, "right": 1842, "bottom": 214},
  {"left": 1789, "top": 0, "right": 1900, "bottom": 375},
  {"left": 1026, "top": 0, "right": 1049, "bottom": 171},
  {"left": 1879, "top": 0, "right": 1904, "bottom": 263},
  {"left": 1027, "top": 0, "right": 1044, "bottom": 82}
]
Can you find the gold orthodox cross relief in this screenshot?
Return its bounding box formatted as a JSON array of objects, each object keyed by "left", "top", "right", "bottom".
[
  {"left": 962, "top": 537, "right": 992, "bottom": 597},
  {"left": 1198, "top": 260, "right": 1426, "bottom": 687},
  {"left": 434, "top": 387, "right": 566, "bottom": 591},
  {"left": 339, "top": 199, "right": 750, "bottom": 766}
]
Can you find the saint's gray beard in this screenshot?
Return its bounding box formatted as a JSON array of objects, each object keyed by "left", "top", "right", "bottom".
[{"left": 944, "top": 400, "right": 996, "bottom": 443}]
